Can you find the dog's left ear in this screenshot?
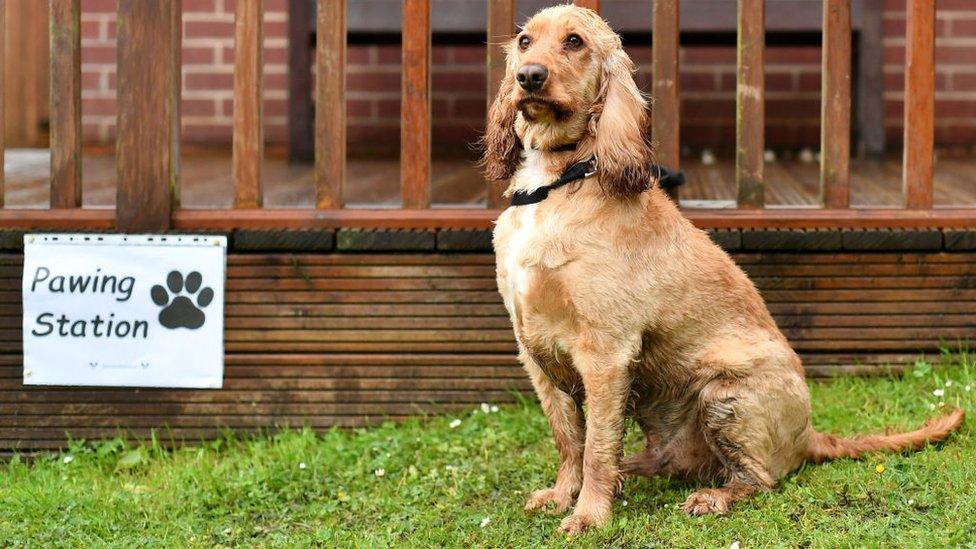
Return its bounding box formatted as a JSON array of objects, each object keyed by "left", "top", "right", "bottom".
[{"left": 591, "top": 49, "right": 653, "bottom": 198}]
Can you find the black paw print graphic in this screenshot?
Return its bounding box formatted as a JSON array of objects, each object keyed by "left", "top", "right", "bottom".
[{"left": 151, "top": 271, "right": 214, "bottom": 329}]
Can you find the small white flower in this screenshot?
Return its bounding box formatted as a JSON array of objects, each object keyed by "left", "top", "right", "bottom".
[
  {"left": 622, "top": 500, "right": 628, "bottom": 507},
  {"left": 933, "top": 388, "right": 945, "bottom": 397},
  {"left": 928, "top": 403, "right": 937, "bottom": 410},
  {"left": 490, "top": 405, "right": 499, "bottom": 413},
  {"left": 966, "top": 385, "right": 972, "bottom": 392},
  {"left": 730, "top": 542, "right": 741, "bottom": 549},
  {"left": 299, "top": 462, "right": 307, "bottom": 469},
  {"left": 480, "top": 517, "right": 491, "bottom": 528},
  {"left": 946, "top": 380, "right": 953, "bottom": 387},
  {"left": 62, "top": 455, "right": 74, "bottom": 464},
  {"left": 907, "top": 498, "right": 914, "bottom": 505},
  {"left": 481, "top": 402, "right": 491, "bottom": 414},
  {"left": 374, "top": 468, "right": 386, "bottom": 477},
  {"left": 449, "top": 418, "right": 462, "bottom": 429}
]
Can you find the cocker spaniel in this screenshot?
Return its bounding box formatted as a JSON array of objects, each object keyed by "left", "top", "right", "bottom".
[{"left": 481, "top": 5, "right": 963, "bottom": 535}]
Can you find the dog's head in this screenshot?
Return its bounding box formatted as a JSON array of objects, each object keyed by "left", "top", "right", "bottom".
[{"left": 481, "top": 5, "right": 653, "bottom": 197}]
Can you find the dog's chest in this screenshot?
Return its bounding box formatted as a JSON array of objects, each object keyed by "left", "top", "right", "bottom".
[{"left": 493, "top": 153, "right": 579, "bottom": 343}]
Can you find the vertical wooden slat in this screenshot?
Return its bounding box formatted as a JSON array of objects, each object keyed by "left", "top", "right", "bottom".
[
  {"left": 233, "top": 0, "right": 263, "bottom": 209},
  {"left": 401, "top": 0, "right": 430, "bottom": 209},
  {"left": 116, "top": 0, "right": 181, "bottom": 232},
  {"left": 820, "top": 0, "right": 851, "bottom": 209},
  {"left": 486, "top": 0, "right": 514, "bottom": 209},
  {"left": 316, "top": 0, "right": 345, "bottom": 209},
  {"left": 49, "top": 0, "right": 81, "bottom": 209},
  {"left": 652, "top": 0, "right": 680, "bottom": 202},
  {"left": 573, "top": 0, "right": 600, "bottom": 12},
  {"left": 4, "top": 2, "right": 48, "bottom": 150},
  {"left": 903, "top": 0, "right": 935, "bottom": 210},
  {"left": 735, "top": 0, "right": 765, "bottom": 209},
  {"left": 0, "top": 0, "right": 5, "bottom": 208}
]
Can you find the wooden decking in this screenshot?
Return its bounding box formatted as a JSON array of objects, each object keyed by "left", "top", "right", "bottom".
[{"left": 5, "top": 148, "right": 976, "bottom": 210}]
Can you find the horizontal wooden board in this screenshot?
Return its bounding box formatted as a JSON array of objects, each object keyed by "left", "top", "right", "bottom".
[{"left": 1, "top": 252, "right": 974, "bottom": 450}]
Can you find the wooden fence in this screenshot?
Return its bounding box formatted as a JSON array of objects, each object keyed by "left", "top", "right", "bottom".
[
  {"left": 2, "top": 0, "right": 976, "bottom": 450},
  {"left": 0, "top": 0, "right": 972, "bottom": 232}
]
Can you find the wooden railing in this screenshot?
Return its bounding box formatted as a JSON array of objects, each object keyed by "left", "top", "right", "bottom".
[{"left": 0, "top": 0, "right": 973, "bottom": 233}]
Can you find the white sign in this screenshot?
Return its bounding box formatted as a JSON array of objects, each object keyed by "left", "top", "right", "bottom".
[{"left": 22, "top": 234, "right": 226, "bottom": 388}]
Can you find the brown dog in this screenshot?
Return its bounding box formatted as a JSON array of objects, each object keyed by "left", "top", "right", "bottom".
[{"left": 482, "top": 5, "right": 964, "bottom": 535}]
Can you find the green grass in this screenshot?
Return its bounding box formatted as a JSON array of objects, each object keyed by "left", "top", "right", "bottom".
[{"left": 3, "top": 351, "right": 976, "bottom": 547}]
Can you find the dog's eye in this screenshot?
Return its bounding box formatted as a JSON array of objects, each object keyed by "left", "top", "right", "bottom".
[
  {"left": 518, "top": 35, "right": 532, "bottom": 51},
  {"left": 564, "top": 34, "right": 583, "bottom": 49}
]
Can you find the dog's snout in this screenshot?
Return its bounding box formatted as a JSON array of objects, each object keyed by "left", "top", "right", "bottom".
[{"left": 516, "top": 64, "right": 549, "bottom": 92}]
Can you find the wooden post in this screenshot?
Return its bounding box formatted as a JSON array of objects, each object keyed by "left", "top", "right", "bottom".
[
  {"left": 0, "top": 0, "right": 5, "bottom": 208},
  {"left": 49, "top": 0, "right": 82, "bottom": 209},
  {"left": 735, "top": 0, "right": 765, "bottom": 209},
  {"left": 116, "top": 0, "right": 181, "bottom": 232},
  {"left": 233, "top": 0, "right": 263, "bottom": 209},
  {"left": 401, "top": 0, "right": 430, "bottom": 209},
  {"left": 316, "top": 0, "right": 345, "bottom": 209},
  {"left": 486, "top": 0, "right": 514, "bottom": 209},
  {"left": 820, "top": 0, "right": 851, "bottom": 208},
  {"left": 574, "top": 0, "right": 600, "bottom": 11},
  {"left": 652, "top": 0, "right": 680, "bottom": 202},
  {"left": 4, "top": 1, "right": 48, "bottom": 150},
  {"left": 903, "top": 0, "right": 935, "bottom": 210}
]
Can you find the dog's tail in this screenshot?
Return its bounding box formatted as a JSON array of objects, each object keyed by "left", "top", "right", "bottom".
[{"left": 805, "top": 407, "right": 964, "bottom": 463}]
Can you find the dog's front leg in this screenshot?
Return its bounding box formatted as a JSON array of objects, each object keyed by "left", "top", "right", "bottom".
[
  {"left": 521, "top": 350, "right": 585, "bottom": 514},
  {"left": 558, "top": 336, "right": 633, "bottom": 535}
]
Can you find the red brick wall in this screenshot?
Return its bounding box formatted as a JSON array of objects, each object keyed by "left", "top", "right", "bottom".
[
  {"left": 81, "top": 0, "right": 289, "bottom": 144},
  {"left": 78, "top": 1, "right": 976, "bottom": 154}
]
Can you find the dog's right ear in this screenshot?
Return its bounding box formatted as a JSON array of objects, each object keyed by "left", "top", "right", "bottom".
[{"left": 480, "top": 58, "right": 520, "bottom": 182}]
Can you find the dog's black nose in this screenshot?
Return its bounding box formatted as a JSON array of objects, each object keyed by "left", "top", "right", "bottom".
[{"left": 516, "top": 64, "right": 548, "bottom": 92}]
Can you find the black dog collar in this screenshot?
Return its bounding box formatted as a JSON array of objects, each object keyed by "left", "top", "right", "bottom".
[
  {"left": 509, "top": 159, "right": 685, "bottom": 207},
  {"left": 510, "top": 158, "right": 598, "bottom": 207}
]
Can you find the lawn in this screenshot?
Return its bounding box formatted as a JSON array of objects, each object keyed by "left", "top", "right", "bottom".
[{"left": 2, "top": 351, "right": 975, "bottom": 547}]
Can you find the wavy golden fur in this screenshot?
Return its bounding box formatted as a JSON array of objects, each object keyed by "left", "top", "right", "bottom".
[{"left": 482, "top": 5, "right": 963, "bottom": 535}]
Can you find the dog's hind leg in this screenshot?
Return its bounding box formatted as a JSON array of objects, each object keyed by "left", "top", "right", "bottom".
[
  {"left": 521, "top": 350, "right": 586, "bottom": 514},
  {"left": 680, "top": 378, "right": 778, "bottom": 516}
]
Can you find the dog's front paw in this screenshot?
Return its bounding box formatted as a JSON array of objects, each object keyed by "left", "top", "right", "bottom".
[
  {"left": 558, "top": 509, "right": 608, "bottom": 535},
  {"left": 524, "top": 488, "right": 575, "bottom": 514},
  {"left": 681, "top": 488, "right": 731, "bottom": 516}
]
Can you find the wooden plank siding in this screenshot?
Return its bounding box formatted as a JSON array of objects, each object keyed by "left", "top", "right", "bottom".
[
  {"left": 903, "top": 0, "right": 935, "bottom": 210},
  {"left": 315, "top": 0, "right": 345, "bottom": 209},
  {"left": 3, "top": 251, "right": 976, "bottom": 450},
  {"left": 486, "top": 0, "right": 515, "bottom": 209},
  {"left": 233, "top": 0, "right": 264, "bottom": 209},
  {"left": 49, "top": 0, "right": 82, "bottom": 209},
  {"left": 116, "top": 0, "right": 181, "bottom": 232},
  {"left": 735, "top": 0, "right": 765, "bottom": 208},
  {"left": 652, "top": 0, "right": 680, "bottom": 201},
  {"left": 820, "top": 0, "right": 850, "bottom": 209},
  {"left": 400, "top": 0, "right": 431, "bottom": 209}
]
